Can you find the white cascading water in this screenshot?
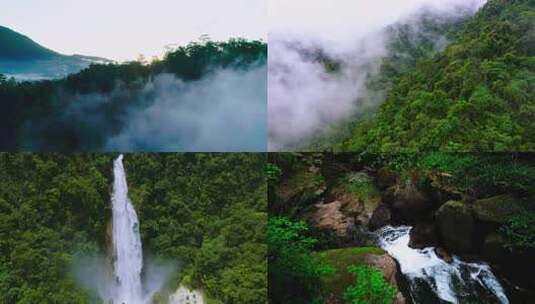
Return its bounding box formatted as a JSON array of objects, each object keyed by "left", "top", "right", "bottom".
[
  {"left": 377, "top": 225, "right": 509, "bottom": 304},
  {"left": 112, "top": 154, "right": 144, "bottom": 304}
]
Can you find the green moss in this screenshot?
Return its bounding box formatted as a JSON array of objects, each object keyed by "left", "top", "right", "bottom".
[
  {"left": 342, "top": 173, "right": 378, "bottom": 198},
  {"left": 332, "top": 173, "right": 381, "bottom": 215},
  {"left": 473, "top": 194, "right": 524, "bottom": 224},
  {"left": 273, "top": 168, "right": 326, "bottom": 216},
  {"left": 205, "top": 297, "right": 223, "bottom": 304},
  {"left": 502, "top": 210, "right": 535, "bottom": 249},
  {"left": 315, "top": 247, "right": 385, "bottom": 298}
]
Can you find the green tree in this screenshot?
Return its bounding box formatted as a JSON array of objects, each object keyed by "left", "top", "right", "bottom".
[
  {"left": 268, "top": 217, "right": 334, "bottom": 304},
  {"left": 343, "top": 265, "right": 397, "bottom": 304}
]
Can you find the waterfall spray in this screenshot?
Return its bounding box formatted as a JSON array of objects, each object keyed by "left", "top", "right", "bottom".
[
  {"left": 377, "top": 225, "right": 509, "bottom": 304},
  {"left": 73, "top": 155, "right": 174, "bottom": 303},
  {"left": 112, "top": 154, "right": 144, "bottom": 304}
]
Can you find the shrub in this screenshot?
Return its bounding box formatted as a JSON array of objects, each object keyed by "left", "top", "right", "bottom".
[
  {"left": 343, "top": 265, "right": 397, "bottom": 304},
  {"left": 502, "top": 210, "right": 535, "bottom": 249},
  {"left": 266, "top": 163, "right": 282, "bottom": 183},
  {"left": 268, "top": 217, "right": 334, "bottom": 304}
]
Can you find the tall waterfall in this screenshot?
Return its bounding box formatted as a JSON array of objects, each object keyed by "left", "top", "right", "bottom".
[
  {"left": 112, "top": 154, "right": 144, "bottom": 304},
  {"left": 377, "top": 225, "right": 509, "bottom": 304}
]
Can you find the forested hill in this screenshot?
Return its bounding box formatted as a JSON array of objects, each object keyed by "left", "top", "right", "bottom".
[
  {"left": 0, "top": 153, "right": 266, "bottom": 303},
  {"left": 0, "top": 26, "right": 112, "bottom": 80},
  {"left": 0, "top": 26, "right": 58, "bottom": 60},
  {"left": 340, "top": 0, "right": 535, "bottom": 151},
  {"left": 0, "top": 38, "right": 267, "bottom": 151}
]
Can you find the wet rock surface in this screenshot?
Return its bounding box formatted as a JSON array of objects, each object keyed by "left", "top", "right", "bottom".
[
  {"left": 409, "top": 222, "right": 439, "bottom": 249},
  {"left": 436, "top": 200, "right": 476, "bottom": 253},
  {"left": 369, "top": 204, "right": 393, "bottom": 231},
  {"left": 473, "top": 194, "right": 524, "bottom": 224}
]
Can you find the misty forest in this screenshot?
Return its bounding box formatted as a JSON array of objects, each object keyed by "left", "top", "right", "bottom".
[
  {"left": 268, "top": 0, "right": 535, "bottom": 151},
  {"left": 0, "top": 30, "right": 267, "bottom": 151},
  {"left": 0, "top": 153, "right": 266, "bottom": 303},
  {"left": 268, "top": 152, "right": 535, "bottom": 304}
]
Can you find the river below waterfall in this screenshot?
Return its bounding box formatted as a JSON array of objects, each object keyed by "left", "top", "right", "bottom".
[{"left": 376, "top": 225, "right": 509, "bottom": 304}]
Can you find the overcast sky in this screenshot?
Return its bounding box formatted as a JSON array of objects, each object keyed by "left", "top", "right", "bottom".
[
  {"left": 2, "top": 0, "right": 266, "bottom": 61},
  {"left": 269, "top": 0, "right": 486, "bottom": 41}
]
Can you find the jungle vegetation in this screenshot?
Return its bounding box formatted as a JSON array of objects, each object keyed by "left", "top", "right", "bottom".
[{"left": 0, "top": 153, "right": 266, "bottom": 303}]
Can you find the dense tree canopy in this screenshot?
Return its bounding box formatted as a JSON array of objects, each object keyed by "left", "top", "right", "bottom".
[
  {"left": 314, "top": 0, "right": 535, "bottom": 152},
  {"left": 0, "top": 38, "right": 266, "bottom": 151},
  {"left": 0, "top": 153, "right": 266, "bottom": 303}
]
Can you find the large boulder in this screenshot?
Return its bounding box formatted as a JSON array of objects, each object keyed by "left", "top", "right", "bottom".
[
  {"left": 434, "top": 247, "right": 453, "bottom": 263},
  {"left": 363, "top": 254, "right": 399, "bottom": 288},
  {"left": 369, "top": 204, "right": 392, "bottom": 231},
  {"left": 316, "top": 247, "right": 405, "bottom": 304},
  {"left": 473, "top": 194, "right": 524, "bottom": 224},
  {"left": 409, "top": 222, "right": 439, "bottom": 249},
  {"left": 273, "top": 167, "right": 326, "bottom": 214},
  {"left": 308, "top": 200, "right": 357, "bottom": 244},
  {"left": 305, "top": 172, "right": 382, "bottom": 246},
  {"left": 436, "top": 200, "right": 476, "bottom": 252},
  {"left": 376, "top": 167, "right": 398, "bottom": 190},
  {"left": 482, "top": 232, "right": 508, "bottom": 263},
  {"left": 330, "top": 172, "right": 382, "bottom": 226},
  {"left": 363, "top": 254, "right": 406, "bottom": 304},
  {"left": 383, "top": 179, "right": 432, "bottom": 220}
]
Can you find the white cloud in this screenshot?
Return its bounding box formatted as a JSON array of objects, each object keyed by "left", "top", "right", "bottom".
[
  {"left": 106, "top": 65, "right": 267, "bottom": 152},
  {"left": 2, "top": 0, "right": 267, "bottom": 61},
  {"left": 268, "top": 0, "right": 487, "bottom": 150}
]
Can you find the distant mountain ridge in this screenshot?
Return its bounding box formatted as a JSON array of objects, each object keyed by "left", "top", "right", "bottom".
[
  {"left": 0, "top": 26, "right": 59, "bottom": 60},
  {"left": 0, "top": 25, "right": 111, "bottom": 80}
]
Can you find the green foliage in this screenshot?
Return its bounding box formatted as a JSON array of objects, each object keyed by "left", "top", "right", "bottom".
[
  {"left": 343, "top": 265, "right": 397, "bottom": 304},
  {"left": 268, "top": 217, "right": 334, "bottom": 304},
  {"left": 414, "top": 153, "right": 535, "bottom": 196},
  {"left": 502, "top": 210, "right": 535, "bottom": 249},
  {"left": 339, "top": 0, "right": 535, "bottom": 151},
  {"left": 0, "top": 38, "right": 266, "bottom": 151},
  {"left": 0, "top": 153, "right": 112, "bottom": 303},
  {"left": 267, "top": 163, "right": 282, "bottom": 183},
  {"left": 124, "top": 153, "right": 266, "bottom": 304},
  {"left": 0, "top": 153, "right": 266, "bottom": 303},
  {"left": 342, "top": 172, "right": 377, "bottom": 197}
]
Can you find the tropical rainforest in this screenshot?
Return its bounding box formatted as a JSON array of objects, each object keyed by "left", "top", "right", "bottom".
[
  {"left": 0, "top": 37, "right": 266, "bottom": 151},
  {"left": 0, "top": 153, "right": 266, "bottom": 303},
  {"left": 268, "top": 152, "right": 535, "bottom": 303},
  {"left": 308, "top": 0, "right": 535, "bottom": 152}
]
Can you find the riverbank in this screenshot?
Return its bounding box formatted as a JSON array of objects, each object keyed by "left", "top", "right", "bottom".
[{"left": 268, "top": 153, "right": 535, "bottom": 303}]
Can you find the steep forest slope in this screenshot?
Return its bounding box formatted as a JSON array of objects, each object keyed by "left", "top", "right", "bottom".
[
  {"left": 333, "top": 0, "right": 535, "bottom": 151},
  {"left": 0, "top": 153, "right": 266, "bottom": 303}
]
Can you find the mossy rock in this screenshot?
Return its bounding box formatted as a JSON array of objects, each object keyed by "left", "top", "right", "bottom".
[
  {"left": 331, "top": 172, "right": 381, "bottom": 224},
  {"left": 275, "top": 168, "right": 326, "bottom": 214},
  {"left": 315, "top": 247, "right": 385, "bottom": 299},
  {"left": 473, "top": 194, "right": 524, "bottom": 224},
  {"left": 377, "top": 167, "right": 398, "bottom": 190},
  {"left": 436, "top": 200, "right": 475, "bottom": 252}
]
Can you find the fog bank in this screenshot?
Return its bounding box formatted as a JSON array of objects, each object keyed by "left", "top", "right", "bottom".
[{"left": 268, "top": 0, "right": 486, "bottom": 151}]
